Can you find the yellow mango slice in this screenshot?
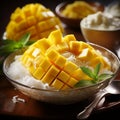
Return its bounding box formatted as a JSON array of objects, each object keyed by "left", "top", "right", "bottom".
[
  {"left": 6, "top": 3, "right": 64, "bottom": 41},
  {"left": 77, "top": 48, "right": 94, "bottom": 61},
  {"left": 34, "top": 38, "right": 50, "bottom": 53},
  {"left": 57, "top": 71, "right": 70, "bottom": 83},
  {"left": 33, "top": 66, "right": 46, "bottom": 80},
  {"left": 63, "top": 34, "right": 76, "bottom": 43},
  {"left": 41, "top": 65, "right": 60, "bottom": 85},
  {"left": 67, "top": 77, "right": 78, "bottom": 87},
  {"left": 21, "top": 30, "right": 111, "bottom": 90},
  {"left": 51, "top": 79, "right": 64, "bottom": 90},
  {"left": 46, "top": 49, "right": 59, "bottom": 61},
  {"left": 69, "top": 41, "right": 81, "bottom": 55},
  {"left": 48, "top": 29, "right": 62, "bottom": 45}
]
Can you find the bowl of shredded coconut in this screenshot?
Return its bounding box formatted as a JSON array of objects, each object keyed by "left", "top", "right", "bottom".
[
  {"left": 80, "top": 11, "right": 120, "bottom": 52},
  {"left": 104, "top": 1, "right": 120, "bottom": 18}
]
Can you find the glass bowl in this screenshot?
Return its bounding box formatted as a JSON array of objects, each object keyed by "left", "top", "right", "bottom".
[{"left": 3, "top": 44, "right": 120, "bottom": 105}]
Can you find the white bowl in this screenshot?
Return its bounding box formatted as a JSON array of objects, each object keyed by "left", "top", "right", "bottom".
[{"left": 80, "top": 12, "right": 120, "bottom": 52}]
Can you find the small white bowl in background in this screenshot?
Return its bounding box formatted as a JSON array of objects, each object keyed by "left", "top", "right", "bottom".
[{"left": 80, "top": 12, "right": 120, "bottom": 52}]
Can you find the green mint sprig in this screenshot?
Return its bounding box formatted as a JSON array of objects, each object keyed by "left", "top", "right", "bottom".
[
  {"left": 75, "top": 63, "right": 113, "bottom": 87},
  {"left": 0, "top": 33, "right": 34, "bottom": 74},
  {"left": 0, "top": 33, "right": 32, "bottom": 56}
]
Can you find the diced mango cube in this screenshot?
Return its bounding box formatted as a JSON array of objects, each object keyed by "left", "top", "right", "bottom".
[
  {"left": 57, "top": 71, "right": 70, "bottom": 83},
  {"left": 13, "top": 13, "right": 24, "bottom": 23},
  {"left": 46, "top": 17, "right": 56, "bottom": 28},
  {"left": 17, "top": 20, "right": 27, "bottom": 31},
  {"left": 41, "top": 65, "right": 60, "bottom": 85},
  {"left": 48, "top": 29, "right": 62, "bottom": 45},
  {"left": 37, "top": 21, "right": 49, "bottom": 32},
  {"left": 33, "top": 66, "right": 45, "bottom": 80},
  {"left": 51, "top": 79, "right": 64, "bottom": 90},
  {"left": 72, "top": 68, "right": 92, "bottom": 80},
  {"left": 69, "top": 41, "right": 81, "bottom": 55},
  {"left": 46, "top": 49, "right": 59, "bottom": 61},
  {"left": 25, "top": 46, "right": 36, "bottom": 55},
  {"left": 39, "top": 27, "right": 58, "bottom": 38},
  {"left": 25, "top": 26, "right": 37, "bottom": 37},
  {"left": 77, "top": 48, "right": 93, "bottom": 61},
  {"left": 27, "top": 16, "right": 37, "bottom": 27},
  {"left": 56, "top": 42, "right": 69, "bottom": 52},
  {"left": 33, "top": 55, "right": 44, "bottom": 68},
  {"left": 64, "top": 61, "right": 78, "bottom": 74},
  {"left": 25, "top": 58, "right": 33, "bottom": 67},
  {"left": 35, "top": 38, "right": 50, "bottom": 53},
  {"left": 67, "top": 77, "right": 78, "bottom": 87},
  {"left": 61, "top": 85, "right": 71, "bottom": 90},
  {"left": 54, "top": 55, "right": 66, "bottom": 69},
  {"left": 63, "top": 34, "right": 76, "bottom": 43},
  {"left": 21, "top": 54, "right": 32, "bottom": 66},
  {"left": 28, "top": 64, "right": 36, "bottom": 73},
  {"left": 22, "top": 5, "right": 33, "bottom": 17},
  {"left": 71, "top": 68, "right": 84, "bottom": 80},
  {"left": 80, "top": 41, "right": 94, "bottom": 51},
  {"left": 39, "top": 57, "right": 51, "bottom": 71},
  {"left": 32, "top": 48, "right": 40, "bottom": 57}
]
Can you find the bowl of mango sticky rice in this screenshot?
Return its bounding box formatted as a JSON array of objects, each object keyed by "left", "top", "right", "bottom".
[{"left": 3, "top": 30, "right": 120, "bottom": 104}]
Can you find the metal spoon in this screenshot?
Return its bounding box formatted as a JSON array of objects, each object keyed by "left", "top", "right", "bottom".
[{"left": 77, "top": 80, "right": 120, "bottom": 120}]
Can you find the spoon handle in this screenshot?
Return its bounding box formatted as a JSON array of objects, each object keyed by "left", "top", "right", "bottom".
[{"left": 77, "top": 90, "right": 107, "bottom": 120}]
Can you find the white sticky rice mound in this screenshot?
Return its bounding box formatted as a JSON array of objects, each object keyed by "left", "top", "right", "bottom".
[
  {"left": 7, "top": 55, "right": 52, "bottom": 90},
  {"left": 7, "top": 53, "right": 112, "bottom": 90}
]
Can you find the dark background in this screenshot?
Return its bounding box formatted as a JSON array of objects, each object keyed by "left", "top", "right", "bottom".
[{"left": 0, "top": 0, "right": 118, "bottom": 39}]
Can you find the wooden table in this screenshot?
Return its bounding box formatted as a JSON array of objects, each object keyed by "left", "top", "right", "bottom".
[
  {"left": 0, "top": 0, "right": 120, "bottom": 120},
  {"left": 1, "top": 24, "right": 120, "bottom": 120}
]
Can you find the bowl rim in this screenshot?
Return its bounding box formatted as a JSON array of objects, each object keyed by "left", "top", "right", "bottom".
[
  {"left": 80, "top": 16, "right": 120, "bottom": 31},
  {"left": 3, "top": 43, "right": 120, "bottom": 93}
]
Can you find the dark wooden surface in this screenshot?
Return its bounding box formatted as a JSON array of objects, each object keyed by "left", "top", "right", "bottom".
[
  {"left": 1, "top": 73, "right": 120, "bottom": 120},
  {"left": 0, "top": 0, "right": 120, "bottom": 120}
]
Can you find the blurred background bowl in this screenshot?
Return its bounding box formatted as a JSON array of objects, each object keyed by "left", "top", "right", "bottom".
[
  {"left": 55, "top": 1, "right": 104, "bottom": 28},
  {"left": 3, "top": 43, "right": 120, "bottom": 105},
  {"left": 104, "top": 1, "right": 120, "bottom": 18},
  {"left": 80, "top": 13, "right": 120, "bottom": 52}
]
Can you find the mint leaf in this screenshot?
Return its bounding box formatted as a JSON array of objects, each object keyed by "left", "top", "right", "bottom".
[
  {"left": 80, "top": 66, "right": 95, "bottom": 79},
  {"left": 74, "top": 63, "right": 114, "bottom": 88},
  {"left": 98, "top": 73, "right": 113, "bottom": 81},
  {"left": 94, "top": 63, "right": 101, "bottom": 76},
  {"left": 74, "top": 80, "right": 94, "bottom": 87},
  {"left": 17, "top": 33, "right": 30, "bottom": 47},
  {"left": 0, "top": 33, "right": 33, "bottom": 74},
  {"left": 1, "top": 39, "right": 16, "bottom": 45},
  {"left": 0, "top": 33, "right": 31, "bottom": 56}
]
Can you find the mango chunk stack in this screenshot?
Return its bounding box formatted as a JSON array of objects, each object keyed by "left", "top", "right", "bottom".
[
  {"left": 20, "top": 30, "right": 111, "bottom": 90},
  {"left": 5, "top": 3, "right": 64, "bottom": 41}
]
